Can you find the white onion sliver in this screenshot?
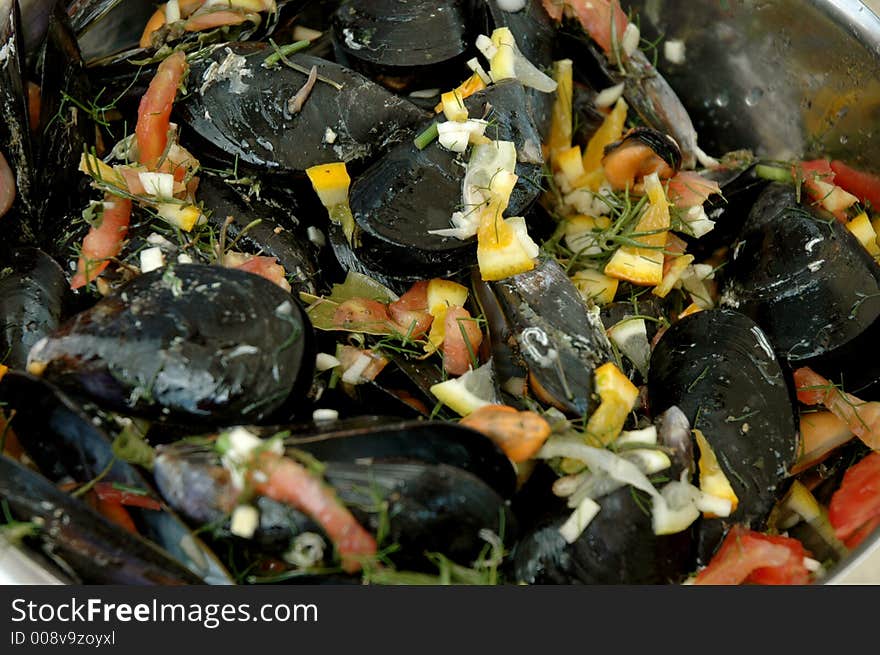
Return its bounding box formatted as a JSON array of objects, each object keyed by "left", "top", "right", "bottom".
[
  {"left": 341, "top": 353, "right": 372, "bottom": 385},
  {"left": 595, "top": 82, "right": 625, "bottom": 109},
  {"left": 559, "top": 496, "right": 601, "bottom": 544}
]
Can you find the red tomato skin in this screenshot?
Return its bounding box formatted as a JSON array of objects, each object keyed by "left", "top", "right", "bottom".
[
  {"left": 693, "top": 525, "right": 811, "bottom": 586},
  {"left": 332, "top": 298, "right": 392, "bottom": 332},
  {"left": 441, "top": 306, "right": 483, "bottom": 376},
  {"left": 70, "top": 197, "right": 133, "bottom": 290},
  {"left": 136, "top": 51, "right": 187, "bottom": 169},
  {"left": 93, "top": 482, "right": 163, "bottom": 510},
  {"left": 829, "top": 452, "right": 880, "bottom": 547},
  {"left": 388, "top": 280, "right": 432, "bottom": 338},
  {"left": 830, "top": 160, "right": 880, "bottom": 209}
]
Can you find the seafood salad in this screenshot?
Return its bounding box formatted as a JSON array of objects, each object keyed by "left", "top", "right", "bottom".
[{"left": 1, "top": 0, "right": 879, "bottom": 586}]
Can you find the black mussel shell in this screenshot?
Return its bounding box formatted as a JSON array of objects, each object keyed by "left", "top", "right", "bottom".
[
  {"left": 482, "top": 0, "right": 556, "bottom": 139},
  {"left": 0, "top": 247, "right": 68, "bottom": 370},
  {"left": 487, "top": 256, "right": 614, "bottom": 417},
  {"left": 264, "top": 415, "right": 517, "bottom": 498},
  {"left": 721, "top": 182, "right": 880, "bottom": 395},
  {"left": 0, "top": 0, "right": 37, "bottom": 241},
  {"left": 198, "top": 173, "right": 322, "bottom": 295},
  {"left": 177, "top": 43, "right": 429, "bottom": 175},
  {"left": 510, "top": 485, "right": 695, "bottom": 585},
  {"left": 0, "top": 454, "right": 206, "bottom": 584},
  {"left": 332, "top": 0, "right": 473, "bottom": 92},
  {"left": 648, "top": 309, "right": 799, "bottom": 562},
  {"left": 347, "top": 79, "right": 544, "bottom": 282},
  {"left": 0, "top": 370, "right": 235, "bottom": 584},
  {"left": 27, "top": 264, "right": 315, "bottom": 425}
]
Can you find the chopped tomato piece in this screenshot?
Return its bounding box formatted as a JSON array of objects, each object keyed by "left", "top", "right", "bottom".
[
  {"left": 136, "top": 51, "right": 188, "bottom": 170},
  {"left": 0, "top": 150, "right": 14, "bottom": 219},
  {"left": 794, "top": 367, "right": 880, "bottom": 450},
  {"left": 388, "top": 280, "right": 433, "bottom": 338},
  {"left": 667, "top": 171, "right": 721, "bottom": 208},
  {"left": 184, "top": 10, "right": 248, "bottom": 33},
  {"left": 540, "top": 0, "right": 565, "bottom": 21},
  {"left": 564, "top": 0, "right": 630, "bottom": 55},
  {"left": 693, "top": 525, "right": 812, "bottom": 585},
  {"left": 830, "top": 160, "right": 880, "bottom": 209},
  {"left": 337, "top": 345, "right": 388, "bottom": 383},
  {"left": 70, "top": 196, "right": 133, "bottom": 290},
  {"left": 795, "top": 159, "right": 852, "bottom": 222},
  {"left": 332, "top": 298, "right": 393, "bottom": 333},
  {"left": 441, "top": 306, "right": 483, "bottom": 376},
  {"left": 234, "top": 256, "right": 292, "bottom": 292},
  {"left": 829, "top": 452, "right": 880, "bottom": 549},
  {"left": 93, "top": 496, "right": 139, "bottom": 534},
  {"left": 93, "top": 482, "right": 163, "bottom": 510},
  {"left": 250, "top": 452, "right": 377, "bottom": 573}
]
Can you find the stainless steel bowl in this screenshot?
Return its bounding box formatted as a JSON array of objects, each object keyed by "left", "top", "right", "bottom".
[
  {"left": 3, "top": 0, "right": 880, "bottom": 585},
  {"left": 629, "top": 0, "right": 880, "bottom": 583}
]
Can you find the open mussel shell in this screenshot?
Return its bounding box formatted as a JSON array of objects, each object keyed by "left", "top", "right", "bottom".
[
  {"left": 347, "top": 80, "right": 544, "bottom": 282},
  {"left": 332, "top": 0, "right": 474, "bottom": 92},
  {"left": 648, "top": 309, "right": 799, "bottom": 561},
  {"left": 264, "top": 415, "right": 517, "bottom": 497},
  {"left": 177, "top": 43, "right": 429, "bottom": 175},
  {"left": 0, "top": 247, "right": 69, "bottom": 370},
  {"left": 510, "top": 484, "right": 695, "bottom": 585},
  {"left": 0, "top": 454, "right": 206, "bottom": 584},
  {"left": 32, "top": 3, "right": 96, "bottom": 243},
  {"left": 198, "top": 173, "right": 322, "bottom": 295},
  {"left": 153, "top": 430, "right": 516, "bottom": 573},
  {"left": 27, "top": 264, "right": 315, "bottom": 425},
  {"left": 721, "top": 182, "right": 880, "bottom": 395},
  {"left": 0, "top": 0, "right": 37, "bottom": 241},
  {"left": 0, "top": 370, "right": 236, "bottom": 584},
  {"left": 482, "top": 256, "right": 614, "bottom": 417}
]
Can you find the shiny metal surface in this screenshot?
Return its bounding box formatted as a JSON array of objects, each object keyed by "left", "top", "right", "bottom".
[
  {"left": 3, "top": 0, "right": 880, "bottom": 587},
  {"left": 630, "top": 0, "right": 880, "bottom": 166},
  {"left": 630, "top": 0, "right": 880, "bottom": 583}
]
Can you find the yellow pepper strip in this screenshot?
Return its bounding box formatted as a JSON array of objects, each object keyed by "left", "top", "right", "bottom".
[
  {"left": 653, "top": 253, "right": 695, "bottom": 299},
  {"left": 580, "top": 97, "right": 628, "bottom": 189},
  {"left": 584, "top": 362, "right": 640, "bottom": 446},
  {"left": 79, "top": 153, "right": 126, "bottom": 190},
  {"left": 425, "top": 278, "right": 469, "bottom": 353},
  {"left": 678, "top": 302, "right": 703, "bottom": 319},
  {"left": 604, "top": 173, "right": 670, "bottom": 286},
  {"left": 546, "top": 59, "right": 574, "bottom": 163},
  {"left": 694, "top": 429, "right": 739, "bottom": 517},
  {"left": 846, "top": 212, "right": 880, "bottom": 257},
  {"left": 434, "top": 73, "right": 486, "bottom": 114},
  {"left": 306, "top": 162, "right": 357, "bottom": 245},
  {"left": 476, "top": 172, "right": 536, "bottom": 282}
]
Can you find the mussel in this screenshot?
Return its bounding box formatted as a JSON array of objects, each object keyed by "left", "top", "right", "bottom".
[
  {"left": 601, "top": 126, "right": 682, "bottom": 190},
  {"left": 721, "top": 182, "right": 880, "bottom": 396},
  {"left": 332, "top": 0, "right": 475, "bottom": 93},
  {"left": 0, "top": 246, "right": 69, "bottom": 370},
  {"left": 0, "top": 454, "right": 207, "bottom": 584},
  {"left": 176, "top": 43, "right": 429, "bottom": 175},
  {"left": 478, "top": 256, "right": 614, "bottom": 417},
  {"left": 343, "top": 79, "right": 545, "bottom": 282},
  {"left": 0, "top": 370, "right": 235, "bottom": 584},
  {"left": 26, "top": 263, "right": 315, "bottom": 425},
  {"left": 648, "top": 308, "right": 799, "bottom": 561}
]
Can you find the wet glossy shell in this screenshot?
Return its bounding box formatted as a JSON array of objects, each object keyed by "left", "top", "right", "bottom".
[
  {"left": 28, "top": 264, "right": 314, "bottom": 425},
  {"left": 722, "top": 183, "right": 880, "bottom": 394},
  {"left": 648, "top": 309, "right": 798, "bottom": 561}
]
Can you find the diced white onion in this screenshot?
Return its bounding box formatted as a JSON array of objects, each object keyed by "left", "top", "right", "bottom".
[
  {"left": 614, "top": 426, "right": 658, "bottom": 448},
  {"left": 312, "top": 408, "right": 339, "bottom": 422},
  {"left": 165, "top": 0, "right": 181, "bottom": 23},
  {"left": 621, "top": 23, "right": 641, "bottom": 57},
  {"left": 139, "top": 246, "right": 165, "bottom": 274},
  {"left": 558, "top": 496, "right": 601, "bottom": 544},
  {"left": 315, "top": 353, "right": 341, "bottom": 371},
  {"left": 607, "top": 318, "right": 651, "bottom": 378},
  {"left": 138, "top": 171, "right": 176, "bottom": 199},
  {"left": 323, "top": 127, "right": 337, "bottom": 144},
  {"left": 341, "top": 353, "right": 372, "bottom": 385},
  {"left": 466, "top": 57, "right": 493, "bottom": 85},
  {"left": 229, "top": 505, "right": 259, "bottom": 539},
  {"left": 682, "top": 205, "right": 716, "bottom": 239},
  {"left": 496, "top": 0, "right": 527, "bottom": 11},
  {"left": 664, "top": 39, "right": 686, "bottom": 64},
  {"left": 437, "top": 119, "right": 488, "bottom": 153},
  {"left": 475, "top": 34, "right": 498, "bottom": 61},
  {"left": 409, "top": 88, "right": 441, "bottom": 99},
  {"left": 595, "top": 82, "right": 625, "bottom": 109}
]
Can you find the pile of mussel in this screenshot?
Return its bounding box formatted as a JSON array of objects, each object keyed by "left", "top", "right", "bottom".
[{"left": 1, "top": 0, "right": 879, "bottom": 586}]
